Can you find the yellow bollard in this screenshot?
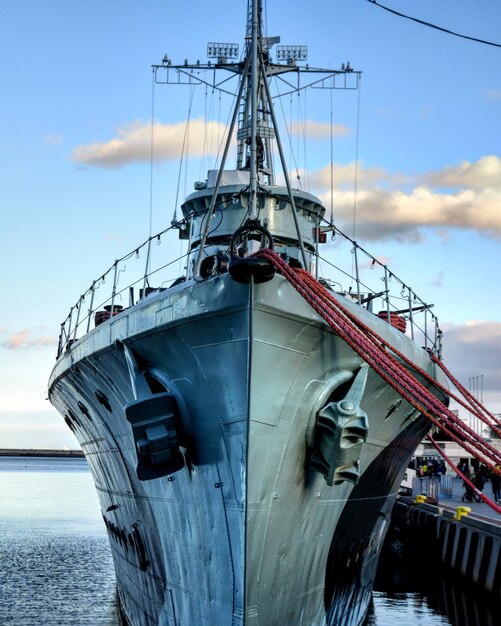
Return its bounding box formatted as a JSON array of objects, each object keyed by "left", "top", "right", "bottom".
[
  {"left": 415, "top": 495, "right": 427, "bottom": 504},
  {"left": 455, "top": 506, "right": 471, "bottom": 521}
]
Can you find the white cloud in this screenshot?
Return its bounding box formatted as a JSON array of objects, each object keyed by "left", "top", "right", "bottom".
[
  {"left": 72, "top": 115, "right": 501, "bottom": 244},
  {"left": 421, "top": 155, "right": 501, "bottom": 189},
  {"left": 484, "top": 89, "right": 501, "bottom": 101},
  {"left": 311, "top": 156, "right": 501, "bottom": 241},
  {"left": 72, "top": 117, "right": 352, "bottom": 168},
  {"left": 0, "top": 330, "right": 58, "bottom": 350},
  {"left": 310, "top": 161, "right": 401, "bottom": 189},
  {"left": 44, "top": 134, "right": 64, "bottom": 145},
  {"left": 72, "top": 118, "right": 227, "bottom": 168}
]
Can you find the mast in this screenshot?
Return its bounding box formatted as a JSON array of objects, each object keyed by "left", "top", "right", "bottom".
[
  {"left": 248, "top": 0, "right": 260, "bottom": 219},
  {"left": 242, "top": 1, "right": 309, "bottom": 266},
  {"left": 237, "top": 1, "right": 275, "bottom": 186},
  {"left": 152, "top": 1, "right": 361, "bottom": 275}
]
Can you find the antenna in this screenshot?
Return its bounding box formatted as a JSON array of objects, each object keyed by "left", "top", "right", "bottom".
[
  {"left": 207, "top": 43, "right": 239, "bottom": 64},
  {"left": 276, "top": 45, "right": 308, "bottom": 64}
]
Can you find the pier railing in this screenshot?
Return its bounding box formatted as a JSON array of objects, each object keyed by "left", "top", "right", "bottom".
[
  {"left": 412, "top": 475, "right": 453, "bottom": 500},
  {"left": 56, "top": 217, "right": 442, "bottom": 358}
]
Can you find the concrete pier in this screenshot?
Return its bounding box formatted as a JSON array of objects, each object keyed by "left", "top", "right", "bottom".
[
  {"left": 402, "top": 503, "right": 501, "bottom": 601},
  {"left": 393, "top": 495, "right": 500, "bottom": 601},
  {"left": 0, "top": 448, "right": 84, "bottom": 458}
]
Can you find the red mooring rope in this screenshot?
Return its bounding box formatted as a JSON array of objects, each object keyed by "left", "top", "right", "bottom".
[
  {"left": 296, "top": 269, "right": 501, "bottom": 461},
  {"left": 255, "top": 249, "right": 501, "bottom": 515}
]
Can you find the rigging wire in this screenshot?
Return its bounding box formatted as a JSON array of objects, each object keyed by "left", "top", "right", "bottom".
[
  {"left": 299, "top": 88, "right": 310, "bottom": 191},
  {"left": 215, "top": 91, "right": 222, "bottom": 169},
  {"left": 329, "top": 86, "right": 334, "bottom": 226},
  {"left": 278, "top": 90, "right": 302, "bottom": 190},
  {"left": 199, "top": 84, "right": 209, "bottom": 181},
  {"left": 214, "top": 89, "right": 240, "bottom": 170},
  {"left": 210, "top": 86, "right": 238, "bottom": 172},
  {"left": 208, "top": 85, "right": 216, "bottom": 167},
  {"left": 296, "top": 93, "right": 300, "bottom": 185},
  {"left": 173, "top": 86, "right": 197, "bottom": 218},
  {"left": 349, "top": 78, "right": 362, "bottom": 290},
  {"left": 351, "top": 77, "right": 362, "bottom": 241},
  {"left": 289, "top": 92, "right": 293, "bottom": 181},
  {"left": 149, "top": 69, "right": 155, "bottom": 237},
  {"left": 143, "top": 69, "right": 157, "bottom": 289},
  {"left": 367, "top": 0, "right": 501, "bottom": 49},
  {"left": 182, "top": 84, "right": 195, "bottom": 201}
]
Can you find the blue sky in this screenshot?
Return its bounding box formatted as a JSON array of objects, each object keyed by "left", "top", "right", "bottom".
[{"left": 0, "top": 0, "right": 500, "bottom": 448}]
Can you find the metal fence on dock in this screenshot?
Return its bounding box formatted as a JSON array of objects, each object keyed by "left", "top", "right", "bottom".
[{"left": 413, "top": 475, "right": 453, "bottom": 500}]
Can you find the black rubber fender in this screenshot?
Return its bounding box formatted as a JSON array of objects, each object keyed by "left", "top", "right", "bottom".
[{"left": 229, "top": 255, "right": 275, "bottom": 283}]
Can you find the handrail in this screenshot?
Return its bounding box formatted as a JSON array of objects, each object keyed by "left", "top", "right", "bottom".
[
  {"left": 56, "top": 209, "right": 442, "bottom": 359},
  {"left": 56, "top": 219, "right": 190, "bottom": 357},
  {"left": 312, "top": 220, "right": 441, "bottom": 356}
]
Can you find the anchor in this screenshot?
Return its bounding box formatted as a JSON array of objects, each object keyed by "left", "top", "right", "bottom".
[
  {"left": 311, "top": 365, "right": 369, "bottom": 486},
  {"left": 122, "top": 343, "right": 184, "bottom": 481}
]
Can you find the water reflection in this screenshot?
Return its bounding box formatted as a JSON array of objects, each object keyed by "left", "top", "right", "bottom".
[
  {"left": 366, "top": 592, "right": 449, "bottom": 625},
  {"left": 367, "top": 567, "right": 497, "bottom": 625},
  {"left": 427, "top": 576, "right": 497, "bottom": 626}
]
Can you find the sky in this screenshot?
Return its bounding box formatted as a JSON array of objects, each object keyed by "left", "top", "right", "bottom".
[{"left": 0, "top": 0, "right": 500, "bottom": 449}]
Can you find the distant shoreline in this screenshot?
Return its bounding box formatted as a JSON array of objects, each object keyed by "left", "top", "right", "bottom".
[{"left": 0, "top": 448, "right": 84, "bottom": 458}]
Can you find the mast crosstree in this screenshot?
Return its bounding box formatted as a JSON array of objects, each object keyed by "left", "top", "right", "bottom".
[{"left": 151, "top": 0, "right": 361, "bottom": 273}]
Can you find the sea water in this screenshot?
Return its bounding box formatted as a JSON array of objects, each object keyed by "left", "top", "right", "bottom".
[
  {"left": 0, "top": 456, "right": 494, "bottom": 625},
  {"left": 0, "top": 456, "right": 119, "bottom": 626}
]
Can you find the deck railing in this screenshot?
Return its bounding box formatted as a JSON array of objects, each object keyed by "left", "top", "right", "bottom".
[
  {"left": 317, "top": 225, "right": 442, "bottom": 358},
  {"left": 56, "top": 220, "right": 190, "bottom": 357},
  {"left": 56, "top": 216, "right": 442, "bottom": 359}
]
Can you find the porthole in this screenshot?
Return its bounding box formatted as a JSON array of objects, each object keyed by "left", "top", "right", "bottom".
[
  {"left": 384, "top": 398, "right": 402, "bottom": 420},
  {"left": 77, "top": 400, "right": 92, "bottom": 421},
  {"left": 95, "top": 389, "right": 112, "bottom": 412}
]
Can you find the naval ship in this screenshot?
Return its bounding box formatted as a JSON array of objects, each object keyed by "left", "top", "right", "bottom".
[{"left": 48, "top": 2, "right": 449, "bottom": 624}]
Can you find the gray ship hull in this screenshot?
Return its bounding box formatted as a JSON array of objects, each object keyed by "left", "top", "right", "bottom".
[{"left": 49, "top": 273, "right": 443, "bottom": 626}]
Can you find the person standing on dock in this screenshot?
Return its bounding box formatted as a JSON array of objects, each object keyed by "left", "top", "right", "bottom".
[
  {"left": 473, "top": 466, "right": 488, "bottom": 502},
  {"left": 427, "top": 462, "right": 435, "bottom": 479},
  {"left": 491, "top": 465, "right": 501, "bottom": 504},
  {"left": 462, "top": 468, "right": 475, "bottom": 502},
  {"left": 434, "top": 462, "right": 446, "bottom": 489}
]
